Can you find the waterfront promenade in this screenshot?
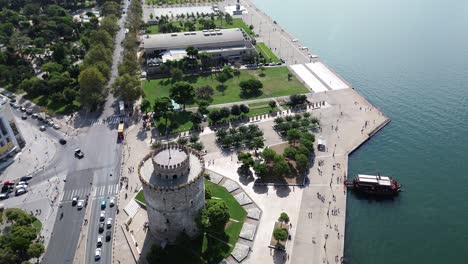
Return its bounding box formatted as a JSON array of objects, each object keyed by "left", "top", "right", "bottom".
[{"left": 221, "top": 1, "right": 390, "bottom": 263}]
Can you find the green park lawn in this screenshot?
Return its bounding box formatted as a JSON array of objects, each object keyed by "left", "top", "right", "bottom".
[
  {"left": 256, "top": 42, "right": 280, "bottom": 63},
  {"left": 143, "top": 66, "right": 308, "bottom": 106},
  {"left": 28, "top": 95, "right": 81, "bottom": 115}
]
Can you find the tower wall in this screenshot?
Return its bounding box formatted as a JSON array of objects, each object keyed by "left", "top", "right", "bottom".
[{"left": 138, "top": 143, "right": 205, "bottom": 243}]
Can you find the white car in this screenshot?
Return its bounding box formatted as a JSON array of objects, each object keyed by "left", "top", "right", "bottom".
[
  {"left": 109, "top": 197, "right": 115, "bottom": 207},
  {"left": 97, "top": 235, "right": 103, "bottom": 247},
  {"left": 100, "top": 211, "right": 105, "bottom": 221},
  {"left": 53, "top": 124, "right": 60, "bottom": 130},
  {"left": 77, "top": 200, "right": 84, "bottom": 209},
  {"left": 17, "top": 181, "right": 28, "bottom": 186},
  {"left": 95, "top": 248, "right": 102, "bottom": 260},
  {"left": 39, "top": 126, "right": 46, "bottom": 131},
  {"left": 15, "top": 184, "right": 27, "bottom": 190},
  {"left": 106, "top": 218, "right": 112, "bottom": 228}
]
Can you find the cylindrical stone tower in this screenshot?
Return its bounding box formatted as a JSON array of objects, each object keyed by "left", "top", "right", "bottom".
[{"left": 138, "top": 143, "right": 205, "bottom": 243}]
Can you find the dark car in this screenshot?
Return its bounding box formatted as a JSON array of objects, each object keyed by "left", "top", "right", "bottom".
[
  {"left": 106, "top": 231, "right": 111, "bottom": 241},
  {"left": 21, "top": 115, "right": 27, "bottom": 120},
  {"left": 74, "top": 149, "right": 84, "bottom": 158},
  {"left": 99, "top": 223, "right": 105, "bottom": 233},
  {"left": 59, "top": 138, "right": 67, "bottom": 145},
  {"left": 20, "top": 176, "right": 33, "bottom": 181}
]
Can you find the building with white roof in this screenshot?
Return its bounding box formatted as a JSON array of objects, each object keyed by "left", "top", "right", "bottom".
[{"left": 143, "top": 28, "right": 256, "bottom": 63}]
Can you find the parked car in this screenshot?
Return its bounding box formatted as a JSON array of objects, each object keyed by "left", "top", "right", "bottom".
[
  {"left": 99, "top": 223, "right": 105, "bottom": 233},
  {"left": 21, "top": 115, "right": 27, "bottom": 120},
  {"left": 53, "top": 124, "right": 60, "bottom": 130},
  {"left": 59, "top": 138, "right": 67, "bottom": 145},
  {"left": 15, "top": 184, "right": 27, "bottom": 190},
  {"left": 32, "top": 113, "right": 38, "bottom": 118},
  {"left": 15, "top": 188, "right": 27, "bottom": 196},
  {"left": 0, "top": 193, "right": 9, "bottom": 200},
  {"left": 106, "top": 230, "right": 111, "bottom": 241},
  {"left": 72, "top": 196, "right": 79, "bottom": 206},
  {"left": 95, "top": 248, "right": 102, "bottom": 260},
  {"left": 17, "top": 181, "right": 28, "bottom": 186},
  {"left": 97, "top": 235, "right": 103, "bottom": 247},
  {"left": 74, "top": 149, "right": 84, "bottom": 158},
  {"left": 20, "top": 107, "right": 26, "bottom": 112},
  {"left": 20, "top": 176, "right": 33, "bottom": 181},
  {"left": 77, "top": 200, "right": 84, "bottom": 209},
  {"left": 39, "top": 126, "right": 46, "bottom": 131},
  {"left": 26, "top": 109, "right": 33, "bottom": 115}
]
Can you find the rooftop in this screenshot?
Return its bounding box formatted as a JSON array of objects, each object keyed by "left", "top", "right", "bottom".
[
  {"left": 153, "top": 148, "right": 187, "bottom": 167},
  {"left": 143, "top": 28, "right": 247, "bottom": 50}
]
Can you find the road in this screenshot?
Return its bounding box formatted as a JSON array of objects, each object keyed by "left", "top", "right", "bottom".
[{"left": 42, "top": 0, "right": 131, "bottom": 263}]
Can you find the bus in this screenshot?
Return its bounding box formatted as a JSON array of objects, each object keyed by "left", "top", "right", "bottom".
[{"left": 117, "top": 121, "right": 124, "bottom": 141}]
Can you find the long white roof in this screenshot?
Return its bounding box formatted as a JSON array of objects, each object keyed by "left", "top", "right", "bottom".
[{"left": 357, "top": 174, "right": 391, "bottom": 186}]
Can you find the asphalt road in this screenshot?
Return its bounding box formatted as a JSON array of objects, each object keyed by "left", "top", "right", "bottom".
[{"left": 43, "top": 0, "right": 131, "bottom": 263}]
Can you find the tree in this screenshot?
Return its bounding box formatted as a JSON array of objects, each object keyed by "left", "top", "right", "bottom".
[
  {"left": 198, "top": 200, "right": 230, "bottom": 234},
  {"left": 90, "top": 29, "right": 114, "bottom": 50},
  {"left": 268, "top": 100, "right": 276, "bottom": 110},
  {"left": 239, "top": 79, "right": 263, "bottom": 97},
  {"left": 300, "top": 138, "right": 314, "bottom": 153},
  {"left": 230, "top": 104, "right": 241, "bottom": 116},
  {"left": 219, "top": 107, "right": 231, "bottom": 119},
  {"left": 191, "top": 112, "right": 203, "bottom": 128},
  {"left": 141, "top": 99, "right": 151, "bottom": 114},
  {"left": 278, "top": 212, "right": 290, "bottom": 223},
  {"left": 225, "top": 13, "right": 233, "bottom": 24},
  {"left": 199, "top": 52, "right": 213, "bottom": 71},
  {"left": 153, "top": 97, "right": 174, "bottom": 131},
  {"left": 262, "top": 148, "right": 277, "bottom": 163},
  {"left": 83, "top": 44, "right": 113, "bottom": 66},
  {"left": 78, "top": 67, "right": 106, "bottom": 110},
  {"left": 289, "top": 94, "right": 307, "bottom": 106},
  {"left": 295, "top": 154, "right": 310, "bottom": 173},
  {"left": 274, "top": 157, "right": 291, "bottom": 176},
  {"left": 273, "top": 228, "right": 288, "bottom": 241},
  {"left": 216, "top": 84, "right": 227, "bottom": 95},
  {"left": 251, "top": 137, "right": 264, "bottom": 153},
  {"left": 185, "top": 46, "right": 199, "bottom": 59},
  {"left": 27, "top": 243, "right": 44, "bottom": 259},
  {"left": 195, "top": 85, "right": 214, "bottom": 102},
  {"left": 253, "top": 163, "right": 268, "bottom": 179},
  {"left": 101, "top": 1, "right": 121, "bottom": 17},
  {"left": 240, "top": 104, "right": 250, "bottom": 114},
  {"left": 41, "top": 62, "right": 63, "bottom": 73},
  {"left": 170, "top": 82, "right": 195, "bottom": 110},
  {"left": 170, "top": 68, "right": 183, "bottom": 82},
  {"left": 237, "top": 152, "right": 254, "bottom": 171},
  {"left": 259, "top": 66, "right": 266, "bottom": 77},
  {"left": 287, "top": 72, "right": 293, "bottom": 81},
  {"left": 301, "top": 132, "right": 315, "bottom": 143},
  {"left": 287, "top": 128, "right": 301, "bottom": 144},
  {"left": 113, "top": 73, "right": 144, "bottom": 102},
  {"left": 100, "top": 15, "right": 119, "bottom": 37},
  {"left": 62, "top": 88, "right": 77, "bottom": 104},
  {"left": 208, "top": 110, "right": 221, "bottom": 124},
  {"left": 283, "top": 146, "right": 298, "bottom": 160}
]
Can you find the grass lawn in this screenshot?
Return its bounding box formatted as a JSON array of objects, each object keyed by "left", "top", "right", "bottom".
[
  {"left": 32, "top": 219, "right": 42, "bottom": 234},
  {"left": 143, "top": 66, "right": 308, "bottom": 106},
  {"left": 135, "top": 190, "right": 146, "bottom": 204},
  {"left": 28, "top": 95, "right": 81, "bottom": 115},
  {"left": 256, "top": 42, "right": 280, "bottom": 63},
  {"left": 154, "top": 110, "right": 193, "bottom": 132},
  {"left": 205, "top": 180, "right": 246, "bottom": 221},
  {"left": 147, "top": 25, "right": 159, "bottom": 34}
]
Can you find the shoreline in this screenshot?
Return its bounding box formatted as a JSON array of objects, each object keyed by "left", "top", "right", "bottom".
[{"left": 224, "top": 0, "right": 390, "bottom": 263}]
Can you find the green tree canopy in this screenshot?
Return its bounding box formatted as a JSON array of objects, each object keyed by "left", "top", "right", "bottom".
[
  {"left": 295, "top": 154, "right": 310, "bottom": 173},
  {"left": 170, "top": 82, "right": 195, "bottom": 109},
  {"left": 195, "top": 85, "right": 214, "bottom": 102},
  {"left": 273, "top": 228, "right": 288, "bottom": 241},
  {"left": 78, "top": 67, "right": 106, "bottom": 109},
  {"left": 278, "top": 212, "right": 290, "bottom": 223},
  {"left": 239, "top": 79, "right": 263, "bottom": 97},
  {"left": 287, "top": 128, "right": 301, "bottom": 144},
  {"left": 198, "top": 200, "right": 230, "bottom": 234},
  {"left": 113, "top": 73, "right": 143, "bottom": 102}
]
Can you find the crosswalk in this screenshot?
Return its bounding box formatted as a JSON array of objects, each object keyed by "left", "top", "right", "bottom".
[
  {"left": 62, "top": 184, "right": 120, "bottom": 201},
  {"left": 80, "top": 116, "right": 130, "bottom": 126}
]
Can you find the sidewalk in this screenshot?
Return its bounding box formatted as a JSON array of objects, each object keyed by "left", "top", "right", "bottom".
[{"left": 112, "top": 120, "right": 153, "bottom": 264}]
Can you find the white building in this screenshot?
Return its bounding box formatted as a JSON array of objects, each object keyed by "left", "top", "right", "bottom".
[
  {"left": 143, "top": 28, "right": 256, "bottom": 63},
  {"left": 0, "top": 96, "right": 25, "bottom": 169}
]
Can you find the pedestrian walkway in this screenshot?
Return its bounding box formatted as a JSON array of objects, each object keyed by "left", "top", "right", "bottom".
[
  {"left": 62, "top": 187, "right": 92, "bottom": 201},
  {"left": 61, "top": 183, "right": 119, "bottom": 201},
  {"left": 124, "top": 199, "right": 140, "bottom": 219}
]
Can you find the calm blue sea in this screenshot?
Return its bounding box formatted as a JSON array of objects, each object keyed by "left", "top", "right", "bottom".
[{"left": 254, "top": 0, "right": 468, "bottom": 263}]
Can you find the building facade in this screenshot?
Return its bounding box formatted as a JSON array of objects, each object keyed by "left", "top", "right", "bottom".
[
  {"left": 138, "top": 144, "right": 205, "bottom": 243},
  {"left": 143, "top": 28, "right": 256, "bottom": 64},
  {"left": 0, "top": 96, "right": 25, "bottom": 169}
]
